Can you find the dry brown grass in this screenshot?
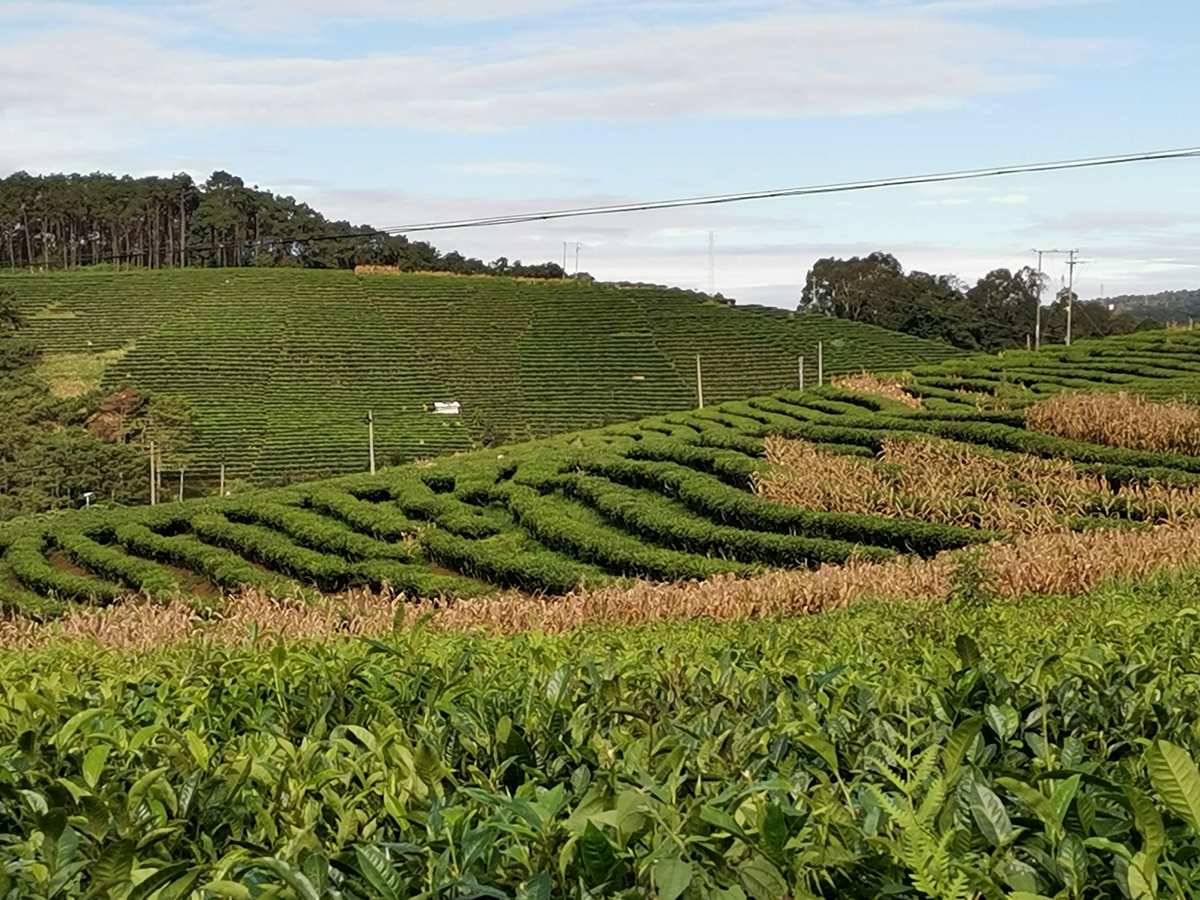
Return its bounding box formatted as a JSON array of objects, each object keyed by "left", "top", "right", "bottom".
[
  {"left": 7, "top": 521, "right": 1200, "bottom": 647},
  {"left": 0, "top": 591, "right": 409, "bottom": 652},
  {"left": 755, "top": 435, "right": 1200, "bottom": 532},
  {"left": 831, "top": 372, "right": 922, "bottom": 409},
  {"left": 1026, "top": 391, "right": 1200, "bottom": 455}
]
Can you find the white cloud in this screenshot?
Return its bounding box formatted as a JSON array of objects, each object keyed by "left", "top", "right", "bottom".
[{"left": 0, "top": 6, "right": 1111, "bottom": 137}]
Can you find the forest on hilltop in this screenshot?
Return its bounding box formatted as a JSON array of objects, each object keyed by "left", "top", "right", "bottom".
[
  {"left": 800, "top": 251, "right": 1160, "bottom": 350},
  {"left": 0, "top": 170, "right": 567, "bottom": 277}
]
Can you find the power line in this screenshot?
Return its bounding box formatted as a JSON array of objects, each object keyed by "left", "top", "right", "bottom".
[
  {"left": 358, "top": 145, "right": 1200, "bottom": 236},
  {"left": 13, "top": 146, "right": 1197, "bottom": 266}
]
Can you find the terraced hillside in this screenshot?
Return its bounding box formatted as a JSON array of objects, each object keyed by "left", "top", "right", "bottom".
[
  {"left": 6, "top": 328, "right": 1200, "bottom": 615},
  {"left": 3, "top": 268, "right": 957, "bottom": 480}
]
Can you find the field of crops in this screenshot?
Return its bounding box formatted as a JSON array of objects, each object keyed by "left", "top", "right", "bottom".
[
  {"left": 2, "top": 268, "right": 957, "bottom": 481},
  {"left": 7, "top": 328, "right": 1200, "bottom": 895},
  {"left": 6, "top": 327, "right": 1200, "bottom": 617},
  {"left": 3, "top": 567, "right": 1200, "bottom": 896}
]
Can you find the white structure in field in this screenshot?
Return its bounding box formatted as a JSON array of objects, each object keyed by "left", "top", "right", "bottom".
[{"left": 433, "top": 401, "right": 461, "bottom": 415}]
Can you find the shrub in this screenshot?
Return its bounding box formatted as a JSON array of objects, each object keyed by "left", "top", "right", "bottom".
[
  {"left": 114, "top": 522, "right": 298, "bottom": 595},
  {"left": 304, "top": 487, "right": 420, "bottom": 541},
  {"left": 353, "top": 558, "right": 484, "bottom": 599},
  {"left": 225, "top": 498, "right": 414, "bottom": 562},
  {"left": 626, "top": 438, "right": 765, "bottom": 487},
  {"left": 53, "top": 531, "right": 179, "bottom": 598},
  {"left": 562, "top": 473, "right": 893, "bottom": 566},
  {"left": 5, "top": 534, "right": 124, "bottom": 603},
  {"left": 586, "top": 457, "right": 990, "bottom": 555},
  {"left": 421, "top": 528, "right": 596, "bottom": 594},
  {"left": 378, "top": 475, "right": 507, "bottom": 537},
  {"left": 191, "top": 513, "right": 354, "bottom": 591},
  {"left": 501, "top": 483, "right": 753, "bottom": 581}
]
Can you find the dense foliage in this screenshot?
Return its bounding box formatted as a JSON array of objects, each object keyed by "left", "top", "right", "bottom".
[
  {"left": 0, "top": 170, "right": 565, "bottom": 277},
  {"left": 2, "top": 574, "right": 1200, "bottom": 896},
  {"left": 5, "top": 328, "right": 1200, "bottom": 614},
  {"left": 799, "top": 252, "right": 1158, "bottom": 351},
  {"left": 1105, "top": 288, "right": 1200, "bottom": 324},
  {"left": 0, "top": 268, "right": 955, "bottom": 482},
  {"left": 0, "top": 290, "right": 195, "bottom": 522}
]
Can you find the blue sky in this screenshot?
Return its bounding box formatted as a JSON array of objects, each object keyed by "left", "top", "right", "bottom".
[{"left": 1, "top": 0, "right": 1198, "bottom": 306}]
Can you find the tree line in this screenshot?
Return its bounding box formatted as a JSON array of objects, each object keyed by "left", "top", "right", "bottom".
[
  {"left": 0, "top": 170, "right": 568, "bottom": 277},
  {"left": 799, "top": 252, "right": 1158, "bottom": 351}
]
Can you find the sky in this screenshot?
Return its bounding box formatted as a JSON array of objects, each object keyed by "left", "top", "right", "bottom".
[{"left": 1, "top": 0, "right": 1198, "bottom": 307}]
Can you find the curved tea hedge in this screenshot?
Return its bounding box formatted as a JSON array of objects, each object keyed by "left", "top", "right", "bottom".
[{"left": 5, "top": 327, "right": 1200, "bottom": 612}]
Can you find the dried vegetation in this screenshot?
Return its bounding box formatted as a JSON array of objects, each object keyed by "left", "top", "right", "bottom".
[
  {"left": 831, "top": 372, "right": 922, "bottom": 408},
  {"left": 756, "top": 435, "right": 1200, "bottom": 531},
  {"left": 8, "top": 520, "right": 1200, "bottom": 646},
  {"left": 1026, "top": 390, "right": 1200, "bottom": 455}
]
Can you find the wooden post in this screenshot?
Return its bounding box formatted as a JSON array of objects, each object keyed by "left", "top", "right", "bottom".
[
  {"left": 695, "top": 355, "right": 704, "bottom": 408},
  {"left": 219, "top": 463, "right": 226, "bottom": 497},
  {"left": 177, "top": 469, "right": 184, "bottom": 502},
  {"left": 148, "top": 440, "right": 156, "bottom": 506},
  {"left": 367, "top": 410, "right": 376, "bottom": 475},
  {"left": 798, "top": 356, "right": 804, "bottom": 391},
  {"left": 1026, "top": 334, "right": 1031, "bottom": 351},
  {"left": 817, "top": 341, "right": 824, "bottom": 385}
]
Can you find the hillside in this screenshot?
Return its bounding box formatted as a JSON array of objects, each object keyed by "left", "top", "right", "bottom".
[
  {"left": 6, "top": 327, "right": 1200, "bottom": 615},
  {"left": 1105, "top": 287, "right": 1200, "bottom": 322},
  {"left": 2, "top": 268, "right": 957, "bottom": 481}
]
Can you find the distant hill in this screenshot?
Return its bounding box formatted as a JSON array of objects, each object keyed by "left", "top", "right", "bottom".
[
  {"left": 2, "top": 268, "right": 959, "bottom": 483},
  {"left": 1103, "top": 288, "right": 1200, "bottom": 323}
]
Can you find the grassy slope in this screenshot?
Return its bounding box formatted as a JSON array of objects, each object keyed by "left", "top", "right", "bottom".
[
  {"left": 3, "top": 268, "right": 957, "bottom": 481},
  {"left": 4, "top": 327, "right": 1200, "bottom": 613}
]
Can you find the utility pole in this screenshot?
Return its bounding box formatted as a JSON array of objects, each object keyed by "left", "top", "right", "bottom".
[
  {"left": 219, "top": 462, "right": 226, "bottom": 497},
  {"left": 817, "top": 341, "right": 824, "bottom": 385},
  {"left": 1032, "top": 249, "right": 1045, "bottom": 350},
  {"left": 148, "top": 440, "right": 156, "bottom": 505},
  {"left": 798, "top": 356, "right": 804, "bottom": 390},
  {"left": 562, "top": 241, "right": 567, "bottom": 276},
  {"left": 365, "top": 410, "right": 376, "bottom": 475},
  {"left": 1065, "top": 249, "right": 1079, "bottom": 346},
  {"left": 707, "top": 231, "right": 716, "bottom": 296},
  {"left": 177, "top": 469, "right": 184, "bottom": 502},
  {"left": 574, "top": 242, "right": 581, "bottom": 276},
  {"left": 695, "top": 355, "right": 704, "bottom": 408}
]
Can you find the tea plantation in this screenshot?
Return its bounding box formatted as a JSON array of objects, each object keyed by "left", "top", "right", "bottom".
[
  {"left": 6, "top": 328, "right": 1200, "bottom": 614},
  {"left": 2, "top": 268, "right": 957, "bottom": 481}
]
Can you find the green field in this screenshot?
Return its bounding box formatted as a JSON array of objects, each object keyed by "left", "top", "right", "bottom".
[
  {"left": 2, "top": 567, "right": 1200, "bottom": 896},
  {"left": 6, "top": 327, "right": 1200, "bottom": 615},
  {"left": 2, "top": 268, "right": 958, "bottom": 481}
]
